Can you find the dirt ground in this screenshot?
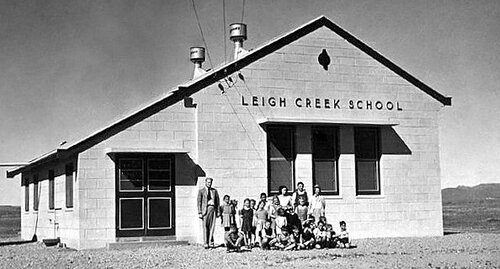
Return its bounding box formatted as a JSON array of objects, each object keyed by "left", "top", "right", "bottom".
[{"left": 0, "top": 233, "right": 498, "bottom": 269}]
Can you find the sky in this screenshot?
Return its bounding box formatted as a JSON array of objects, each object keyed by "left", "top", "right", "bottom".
[{"left": 0, "top": 0, "right": 499, "bottom": 205}]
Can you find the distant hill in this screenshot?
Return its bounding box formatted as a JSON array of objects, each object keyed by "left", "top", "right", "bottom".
[{"left": 442, "top": 183, "right": 500, "bottom": 204}]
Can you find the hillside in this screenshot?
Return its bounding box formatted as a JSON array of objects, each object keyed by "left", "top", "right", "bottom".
[
  {"left": 442, "top": 183, "right": 500, "bottom": 204},
  {"left": 0, "top": 205, "right": 20, "bottom": 239}
]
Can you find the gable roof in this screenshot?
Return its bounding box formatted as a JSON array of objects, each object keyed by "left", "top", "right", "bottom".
[{"left": 7, "top": 15, "right": 451, "bottom": 178}]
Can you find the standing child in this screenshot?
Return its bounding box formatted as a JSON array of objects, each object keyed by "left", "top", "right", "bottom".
[
  {"left": 239, "top": 198, "right": 254, "bottom": 249},
  {"left": 275, "top": 208, "right": 288, "bottom": 236},
  {"left": 254, "top": 200, "right": 268, "bottom": 248},
  {"left": 295, "top": 197, "right": 309, "bottom": 225},
  {"left": 268, "top": 196, "right": 281, "bottom": 232},
  {"left": 220, "top": 195, "right": 236, "bottom": 231},
  {"left": 250, "top": 199, "right": 257, "bottom": 247},
  {"left": 259, "top": 192, "right": 271, "bottom": 211},
  {"left": 337, "top": 221, "right": 351, "bottom": 248}
]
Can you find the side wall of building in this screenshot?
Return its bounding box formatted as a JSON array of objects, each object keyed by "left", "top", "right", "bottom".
[
  {"left": 192, "top": 26, "right": 444, "bottom": 241},
  {"left": 19, "top": 157, "right": 80, "bottom": 248}
]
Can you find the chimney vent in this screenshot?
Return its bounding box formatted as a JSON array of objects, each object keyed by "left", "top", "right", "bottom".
[
  {"left": 229, "top": 23, "right": 247, "bottom": 59},
  {"left": 190, "top": 47, "right": 206, "bottom": 79}
]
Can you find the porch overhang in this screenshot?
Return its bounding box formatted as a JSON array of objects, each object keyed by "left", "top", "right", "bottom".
[
  {"left": 104, "top": 148, "right": 190, "bottom": 156},
  {"left": 257, "top": 117, "right": 399, "bottom": 127}
]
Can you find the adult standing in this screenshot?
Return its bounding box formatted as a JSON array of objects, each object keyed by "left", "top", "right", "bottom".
[
  {"left": 197, "top": 177, "right": 220, "bottom": 249},
  {"left": 277, "top": 185, "right": 293, "bottom": 210},
  {"left": 309, "top": 184, "right": 325, "bottom": 221}
]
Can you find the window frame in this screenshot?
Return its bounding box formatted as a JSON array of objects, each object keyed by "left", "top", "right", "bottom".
[
  {"left": 266, "top": 125, "right": 296, "bottom": 196},
  {"left": 48, "top": 170, "right": 55, "bottom": 210},
  {"left": 24, "top": 178, "right": 29, "bottom": 212},
  {"left": 354, "top": 127, "right": 381, "bottom": 195},
  {"left": 65, "top": 163, "right": 74, "bottom": 208},
  {"left": 33, "top": 174, "right": 39, "bottom": 211},
  {"left": 311, "top": 126, "right": 340, "bottom": 195}
]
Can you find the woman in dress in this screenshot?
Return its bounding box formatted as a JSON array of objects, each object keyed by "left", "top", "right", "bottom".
[{"left": 277, "top": 185, "right": 293, "bottom": 210}]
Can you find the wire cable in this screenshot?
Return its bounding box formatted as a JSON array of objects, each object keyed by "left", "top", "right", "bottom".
[
  {"left": 190, "top": 0, "right": 213, "bottom": 67},
  {"left": 223, "top": 0, "right": 227, "bottom": 63}
]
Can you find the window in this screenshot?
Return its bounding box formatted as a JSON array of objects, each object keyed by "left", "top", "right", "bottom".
[
  {"left": 24, "top": 178, "right": 29, "bottom": 212},
  {"left": 33, "top": 174, "right": 39, "bottom": 211},
  {"left": 267, "top": 125, "right": 295, "bottom": 195},
  {"left": 48, "top": 170, "right": 55, "bottom": 210},
  {"left": 119, "top": 159, "right": 144, "bottom": 191},
  {"left": 355, "top": 127, "right": 381, "bottom": 195},
  {"left": 65, "top": 163, "right": 74, "bottom": 208},
  {"left": 148, "top": 159, "right": 172, "bottom": 191},
  {"left": 312, "top": 126, "right": 339, "bottom": 195}
]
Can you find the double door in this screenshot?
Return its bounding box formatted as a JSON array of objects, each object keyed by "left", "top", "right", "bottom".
[{"left": 115, "top": 154, "right": 175, "bottom": 237}]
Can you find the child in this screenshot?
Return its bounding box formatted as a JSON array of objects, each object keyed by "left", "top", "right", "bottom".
[
  {"left": 275, "top": 227, "right": 296, "bottom": 251},
  {"left": 295, "top": 197, "right": 309, "bottom": 225},
  {"left": 325, "top": 224, "right": 336, "bottom": 248},
  {"left": 268, "top": 196, "right": 281, "bottom": 231},
  {"left": 286, "top": 207, "right": 302, "bottom": 233},
  {"left": 260, "top": 220, "right": 275, "bottom": 250},
  {"left": 224, "top": 224, "right": 244, "bottom": 252},
  {"left": 291, "top": 182, "right": 309, "bottom": 208},
  {"left": 254, "top": 200, "right": 269, "bottom": 248},
  {"left": 275, "top": 208, "right": 287, "bottom": 236},
  {"left": 239, "top": 198, "right": 254, "bottom": 249},
  {"left": 337, "top": 221, "right": 351, "bottom": 248},
  {"left": 250, "top": 199, "right": 257, "bottom": 247},
  {"left": 313, "top": 221, "right": 328, "bottom": 249},
  {"left": 220, "top": 195, "right": 236, "bottom": 231},
  {"left": 259, "top": 192, "right": 271, "bottom": 211},
  {"left": 299, "top": 222, "right": 315, "bottom": 249}
]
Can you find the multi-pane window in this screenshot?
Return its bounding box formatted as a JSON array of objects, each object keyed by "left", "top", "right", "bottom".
[
  {"left": 33, "top": 174, "right": 39, "bottom": 211},
  {"left": 312, "top": 126, "right": 339, "bottom": 195},
  {"left": 24, "top": 178, "right": 29, "bottom": 212},
  {"left": 148, "top": 159, "right": 172, "bottom": 191},
  {"left": 267, "top": 125, "right": 295, "bottom": 195},
  {"left": 65, "top": 163, "right": 74, "bottom": 208},
  {"left": 119, "top": 159, "right": 144, "bottom": 191},
  {"left": 48, "top": 170, "right": 55, "bottom": 210},
  {"left": 355, "top": 127, "right": 381, "bottom": 195}
]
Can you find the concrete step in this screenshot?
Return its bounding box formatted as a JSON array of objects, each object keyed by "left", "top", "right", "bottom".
[{"left": 107, "top": 239, "right": 189, "bottom": 250}]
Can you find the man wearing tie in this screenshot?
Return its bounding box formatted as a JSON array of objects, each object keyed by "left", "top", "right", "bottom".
[{"left": 197, "top": 177, "right": 220, "bottom": 249}]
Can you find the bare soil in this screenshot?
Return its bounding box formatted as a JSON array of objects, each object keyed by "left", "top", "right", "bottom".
[{"left": 0, "top": 233, "right": 499, "bottom": 268}]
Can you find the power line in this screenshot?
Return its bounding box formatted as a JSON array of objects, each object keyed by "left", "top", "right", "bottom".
[
  {"left": 190, "top": 0, "right": 213, "bottom": 67},
  {"left": 223, "top": 0, "right": 227, "bottom": 63}
]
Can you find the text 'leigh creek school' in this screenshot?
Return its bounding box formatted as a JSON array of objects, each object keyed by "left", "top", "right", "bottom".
[{"left": 241, "top": 95, "right": 403, "bottom": 111}]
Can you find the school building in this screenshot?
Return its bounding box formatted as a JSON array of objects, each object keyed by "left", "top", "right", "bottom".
[{"left": 7, "top": 16, "right": 451, "bottom": 249}]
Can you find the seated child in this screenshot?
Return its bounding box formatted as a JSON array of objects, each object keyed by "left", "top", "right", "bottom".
[
  {"left": 313, "top": 221, "right": 328, "bottom": 249},
  {"left": 337, "top": 221, "right": 351, "bottom": 248},
  {"left": 298, "top": 222, "right": 315, "bottom": 250},
  {"left": 224, "top": 224, "right": 244, "bottom": 252},
  {"left": 260, "top": 220, "right": 275, "bottom": 250},
  {"left": 325, "top": 223, "right": 337, "bottom": 248},
  {"left": 274, "top": 227, "right": 296, "bottom": 251}
]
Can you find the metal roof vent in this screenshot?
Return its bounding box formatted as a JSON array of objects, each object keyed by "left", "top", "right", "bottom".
[
  {"left": 229, "top": 23, "right": 248, "bottom": 59},
  {"left": 190, "top": 47, "right": 207, "bottom": 79}
]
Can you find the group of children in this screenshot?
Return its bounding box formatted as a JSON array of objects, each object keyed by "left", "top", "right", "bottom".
[{"left": 220, "top": 188, "right": 352, "bottom": 252}]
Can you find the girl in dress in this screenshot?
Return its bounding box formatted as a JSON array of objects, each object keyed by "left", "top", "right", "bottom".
[
  {"left": 254, "top": 200, "right": 269, "bottom": 247},
  {"left": 277, "top": 185, "right": 293, "bottom": 210},
  {"left": 309, "top": 184, "right": 326, "bottom": 222},
  {"left": 295, "top": 197, "right": 309, "bottom": 225},
  {"left": 220, "top": 195, "right": 236, "bottom": 231},
  {"left": 268, "top": 195, "right": 281, "bottom": 232},
  {"left": 275, "top": 207, "right": 288, "bottom": 236},
  {"left": 239, "top": 198, "right": 254, "bottom": 248}
]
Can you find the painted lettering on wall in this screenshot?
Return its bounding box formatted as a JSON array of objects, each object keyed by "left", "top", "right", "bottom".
[{"left": 241, "top": 96, "right": 403, "bottom": 111}]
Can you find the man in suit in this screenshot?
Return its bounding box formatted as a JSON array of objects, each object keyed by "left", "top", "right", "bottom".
[{"left": 197, "top": 177, "right": 220, "bottom": 249}]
